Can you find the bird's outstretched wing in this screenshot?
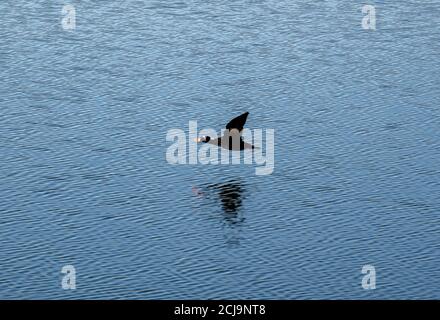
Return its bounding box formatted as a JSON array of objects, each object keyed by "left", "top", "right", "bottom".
[{"left": 225, "top": 112, "right": 249, "bottom": 132}]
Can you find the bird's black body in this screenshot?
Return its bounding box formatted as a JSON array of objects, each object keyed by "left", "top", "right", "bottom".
[
  {"left": 199, "top": 112, "right": 254, "bottom": 151},
  {"left": 210, "top": 136, "right": 254, "bottom": 150}
]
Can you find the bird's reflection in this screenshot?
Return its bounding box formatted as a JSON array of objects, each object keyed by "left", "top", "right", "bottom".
[
  {"left": 214, "top": 181, "right": 243, "bottom": 215},
  {"left": 192, "top": 179, "right": 246, "bottom": 246}
]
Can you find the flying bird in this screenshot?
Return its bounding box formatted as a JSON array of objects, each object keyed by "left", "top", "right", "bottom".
[{"left": 194, "top": 112, "right": 255, "bottom": 150}]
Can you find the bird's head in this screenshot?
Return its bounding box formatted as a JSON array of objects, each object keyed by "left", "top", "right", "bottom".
[{"left": 194, "top": 136, "right": 211, "bottom": 143}]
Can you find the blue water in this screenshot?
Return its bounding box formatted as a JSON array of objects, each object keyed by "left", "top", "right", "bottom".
[{"left": 1, "top": 1, "right": 439, "bottom": 299}]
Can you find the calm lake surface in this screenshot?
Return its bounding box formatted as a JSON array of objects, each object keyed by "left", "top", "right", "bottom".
[{"left": 0, "top": 1, "right": 439, "bottom": 299}]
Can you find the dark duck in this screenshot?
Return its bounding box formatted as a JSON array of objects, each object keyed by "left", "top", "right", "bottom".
[{"left": 194, "top": 112, "right": 255, "bottom": 150}]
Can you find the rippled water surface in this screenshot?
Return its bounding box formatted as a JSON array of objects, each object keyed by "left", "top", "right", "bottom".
[{"left": 1, "top": 1, "right": 439, "bottom": 299}]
